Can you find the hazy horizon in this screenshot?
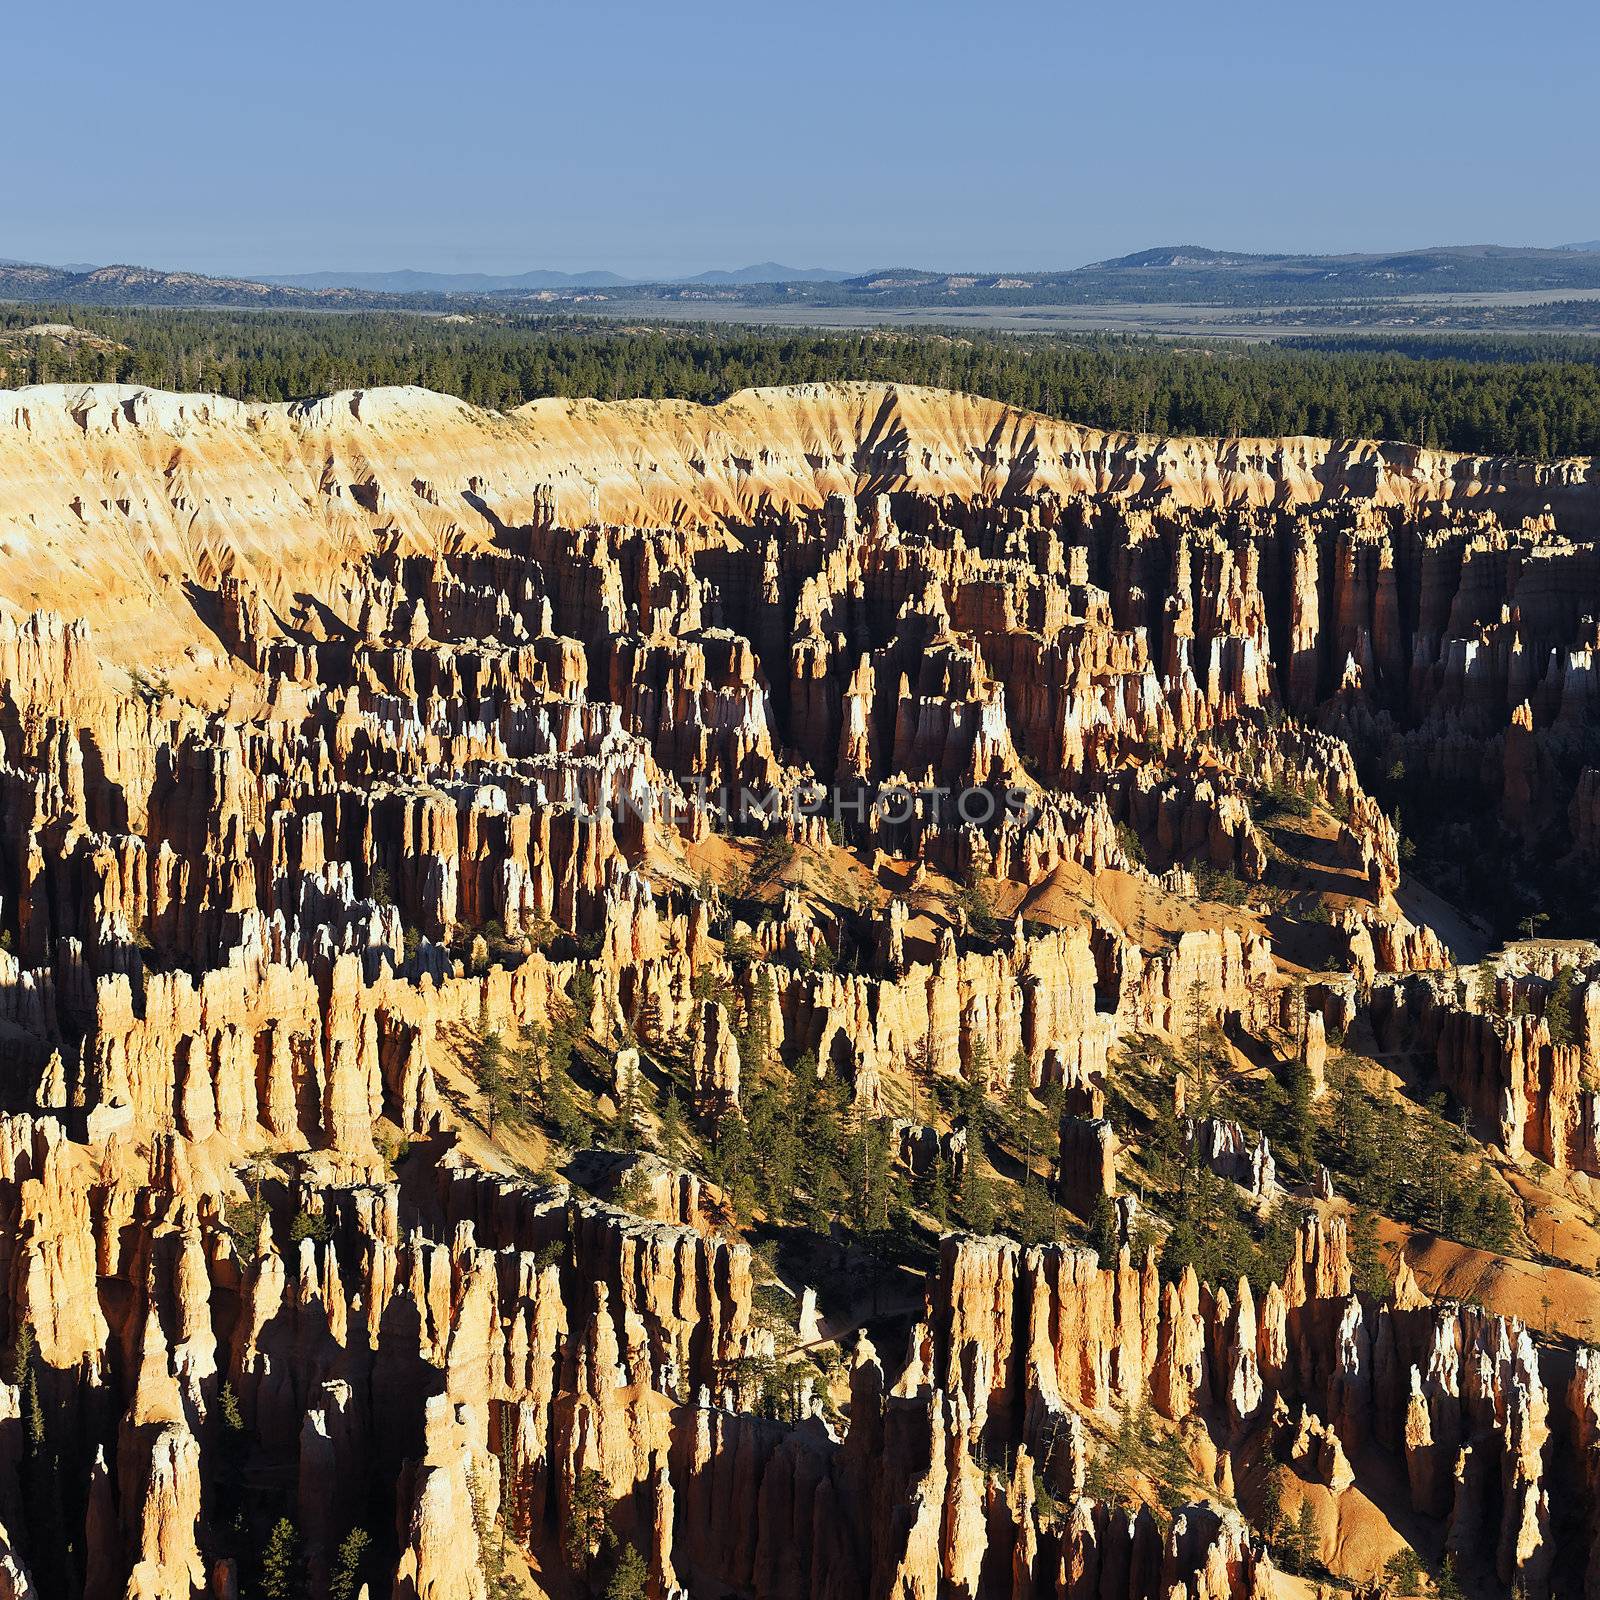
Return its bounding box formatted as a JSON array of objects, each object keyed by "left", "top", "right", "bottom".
[
  {"left": 8, "top": 239, "right": 1600, "bottom": 286},
  {"left": 8, "top": 0, "right": 1597, "bottom": 280}
]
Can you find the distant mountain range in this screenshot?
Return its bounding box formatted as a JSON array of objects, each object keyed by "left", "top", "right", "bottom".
[
  {"left": 0, "top": 263, "right": 449, "bottom": 310},
  {"left": 748, "top": 245, "right": 1600, "bottom": 309},
  {"left": 0, "top": 256, "right": 100, "bottom": 274},
  {"left": 254, "top": 262, "right": 852, "bottom": 293},
  {"left": 256, "top": 267, "right": 635, "bottom": 292},
  {"left": 675, "top": 262, "right": 850, "bottom": 284},
  {"left": 4, "top": 245, "right": 1600, "bottom": 314}
]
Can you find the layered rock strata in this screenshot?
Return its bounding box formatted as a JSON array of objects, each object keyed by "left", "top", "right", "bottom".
[{"left": 0, "top": 381, "right": 1594, "bottom": 1598}]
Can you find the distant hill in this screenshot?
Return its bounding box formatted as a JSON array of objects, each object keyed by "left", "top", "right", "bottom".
[
  {"left": 0, "top": 256, "right": 98, "bottom": 272},
  {"left": 675, "top": 262, "right": 850, "bottom": 284},
  {"left": 0, "top": 256, "right": 857, "bottom": 312},
  {"left": 260, "top": 263, "right": 851, "bottom": 291},
  {"left": 8, "top": 245, "right": 1600, "bottom": 315},
  {"left": 626, "top": 245, "right": 1600, "bottom": 308},
  {"left": 257, "top": 267, "right": 635, "bottom": 293},
  {"left": 0, "top": 261, "right": 453, "bottom": 310},
  {"left": 1562, "top": 241, "right": 1600, "bottom": 252},
  {"left": 1083, "top": 245, "right": 1268, "bottom": 269}
]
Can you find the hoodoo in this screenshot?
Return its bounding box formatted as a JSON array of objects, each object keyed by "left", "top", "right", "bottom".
[{"left": 0, "top": 379, "right": 1594, "bottom": 1599}]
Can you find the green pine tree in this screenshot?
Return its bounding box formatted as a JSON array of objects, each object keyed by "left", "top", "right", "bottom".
[
  {"left": 1089, "top": 1193, "right": 1120, "bottom": 1266},
  {"left": 13, "top": 1321, "right": 68, "bottom": 1596},
  {"left": 1546, "top": 964, "right": 1577, "bottom": 1047},
  {"left": 1349, "top": 1203, "right": 1390, "bottom": 1299},
  {"left": 465, "top": 1002, "right": 514, "bottom": 1137},
  {"left": 917, "top": 1151, "right": 951, "bottom": 1224},
  {"left": 605, "top": 1542, "right": 650, "bottom": 1600},
  {"left": 565, "top": 1466, "right": 610, "bottom": 1571},
  {"left": 1004, "top": 1049, "right": 1031, "bottom": 1133},
  {"left": 957, "top": 1134, "right": 996, "bottom": 1233},
  {"left": 570, "top": 967, "right": 596, "bottom": 1034},
  {"left": 739, "top": 966, "right": 775, "bottom": 1078},
  {"left": 260, "top": 1517, "right": 304, "bottom": 1600},
  {"left": 328, "top": 1528, "right": 372, "bottom": 1600},
  {"left": 658, "top": 1084, "right": 688, "bottom": 1166},
  {"left": 1281, "top": 1051, "right": 1316, "bottom": 1175},
  {"left": 615, "top": 1066, "right": 646, "bottom": 1151}
]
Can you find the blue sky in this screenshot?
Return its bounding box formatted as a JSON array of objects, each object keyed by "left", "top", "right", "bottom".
[{"left": 7, "top": 0, "right": 1596, "bottom": 277}]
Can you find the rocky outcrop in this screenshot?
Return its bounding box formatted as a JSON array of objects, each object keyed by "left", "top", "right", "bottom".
[
  {"left": 1188, "top": 1118, "right": 1276, "bottom": 1200},
  {"left": 0, "top": 1104, "right": 1303, "bottom": 1600},
  {"left": 0, "top": 379, "right": 1593, "bottom": 1598},
  {"left": 1058, "top": 1116, "right": 1117, "bottom": 1218}
]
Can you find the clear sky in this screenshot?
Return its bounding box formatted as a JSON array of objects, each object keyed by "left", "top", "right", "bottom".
[{"left": 8, "top": 0, "right": 1596, "bottom": 278}]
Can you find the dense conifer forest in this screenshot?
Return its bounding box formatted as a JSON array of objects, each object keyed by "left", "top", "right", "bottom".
[{"left": 4, "top": 305, "right": 1600, "bottom": 457}]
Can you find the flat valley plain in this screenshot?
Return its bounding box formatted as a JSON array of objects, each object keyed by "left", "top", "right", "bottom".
[{"left": 576, "top": 285, "right": 1600, "bottom": 336}]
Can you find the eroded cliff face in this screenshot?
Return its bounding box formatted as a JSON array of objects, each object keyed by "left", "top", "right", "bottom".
[
  {"left": 1, "top": 379, "right": 1598, "bottom": 667},
  {"left": 0, "top": 1121, "right": 1288, "bottom": 1600},
  {"left": 0, "top": 382, "right": 1595, "bottom": 1599}
]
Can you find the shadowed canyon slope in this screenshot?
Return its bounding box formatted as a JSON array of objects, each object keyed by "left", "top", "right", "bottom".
[{"left": 0, "top": 379, "right": 1598, "bottom": 1599}]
